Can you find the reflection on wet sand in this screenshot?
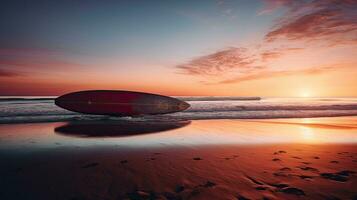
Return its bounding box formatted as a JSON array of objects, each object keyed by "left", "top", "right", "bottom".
[
  {"left": 54, "top": 120, "right": 191, "bottom": 138},
  {"left": 0, "top": 118, "right": 356, "bottom": 199},
  {"left": 247, "top": 117, "right": 357, "bottom": 130}
]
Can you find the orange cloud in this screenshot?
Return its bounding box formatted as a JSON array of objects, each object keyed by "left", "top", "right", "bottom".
[
  {"left": 176, "top": 46, "right": 307, "bottom": 79},
  {"left": 176, "top": 47, "right": 260, "bottom": 76},
  {"left": 176, "top": 0, "right": 357, "bottom": 85},
  {"left": 258, "top": 0, "right": 298, "bottom": 15},
  {"left": 260, "top": 51, "right": 281, "bottom": 62},
  {"left": 265, "top": 0, "right": 357, "bottom": 43},
  {"left": 219, "top": 65, "right": 339, "bottom": 84},
  {"left": 0, "top": 59, "right": 84, "bottom": 70},
  {"left": 0, "top": 68, "right": 22, "bottom": 77},
  {"left": 0, "top": 48, "right": 85, "bottom": 77},
  {"left": 261, "top": 47, "right": 302, "bottom": 62}
]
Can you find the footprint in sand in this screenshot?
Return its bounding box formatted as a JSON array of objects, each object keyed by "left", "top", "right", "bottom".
[
  {"left": 297, "top": 175, "right": 313, "bottom": 180},
  {"left": 272, "top": 158, "right": 281, "bottom": 161},
  {"left": 120, "top": 160, "right": 128, "bottom": 164},
  {"left": 330, "top": 160, "right": 339, "bottom": 164},
  {"left": 320, "top": 173, "right": 348, "bottom": 182},
  {"left": 297, "top": 166, "right": 319, "bottom": 172},
  {"left": 269, "top": 183, "right": 305, "bottom": 196},
  {"left": 202, "top": 181, "right": 216, "bottom": 188},
  {"left": 255, "top": 186, "right": 267, "bottom": 191},
  {"left": 236, "top": 193, "right": 250, "bottom": 200},
  {"left": 273, "top": 150, "right": 287, "bottom": 155},
  {"left": 337, "top": 170, "right": 355, "bottom": 176},
  {"left": 320, "top": 170, "right": 355, "bottom": 182},
  {"left": 193, "top": 157, "right": 202, "bottom": 161},
  {"left": 279, "top": 187, "right": 305, "bottom": 196},
  {"left": 273, "top": 172, "right": 289, "bottom": 177},
  {"left": 187, "top": 181, "right": 217, "bottom": 197},
  {"left": 301, "top": 161, "right": 311, "bottom": 165},
  {"left": 162, "top": 192, "right": 180, "bottom": 200},
  {"left": 81, "top": 162, "right": 99, "bottom": 168},
  {"left": 126, "top": 190, "right": 154, "bottom": 200},
  {"left": 224, "top": 155, "right": 239, "bottom": 160},
  {"left": 146, "top": 157, "right": 156, "bottom": 161},
  {"left": 279, "top": 167, "right": 291, "bottom": 171},
  {"left": 337, "top": 152, "right": 349, "bottom": 155},
  {"left": 175, "top": 185, "right": 185, "bottom": 193},
  {"left": 269, "top": 183, "right": 289, "bottom": 189},
  {"left": 245, "top": 175, "right": 264, "bottom": 185}
]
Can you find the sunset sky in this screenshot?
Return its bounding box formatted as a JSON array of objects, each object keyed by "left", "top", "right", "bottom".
[{"left": 1, "top": 0, "right": 357, "bottom": 97}]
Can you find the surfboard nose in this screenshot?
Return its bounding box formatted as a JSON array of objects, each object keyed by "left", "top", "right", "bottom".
[{"left": 179, "top": 101, "right": 190, "bottom": 111}]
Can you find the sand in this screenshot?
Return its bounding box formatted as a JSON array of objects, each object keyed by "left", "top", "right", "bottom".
[{"left": 0, "top": 118, "right": 356, "bottom": 200}]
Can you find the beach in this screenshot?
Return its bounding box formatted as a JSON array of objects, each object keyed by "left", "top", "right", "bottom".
[
  {"left": 2, "top": 0, "right": 357, "bottom": 199},
  {"left": 0, "top": 117, "right": 356, "bottom": 200}
]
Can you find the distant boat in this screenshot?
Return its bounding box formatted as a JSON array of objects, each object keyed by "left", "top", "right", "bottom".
[{"left": 55, "top": 90, "right": 190, "bottom": 116}]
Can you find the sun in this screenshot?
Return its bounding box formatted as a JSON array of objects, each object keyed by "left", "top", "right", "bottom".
[
  {"left": 301, "top": 92, "right": 310, "bottom": 98},
  {"left": 299, "top": 90, "right": 312, "bottom": 98}
]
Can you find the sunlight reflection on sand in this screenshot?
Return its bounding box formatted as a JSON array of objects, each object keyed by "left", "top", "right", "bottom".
[{"left": 0, "top": 117, "right": 356, "bottom": 150}]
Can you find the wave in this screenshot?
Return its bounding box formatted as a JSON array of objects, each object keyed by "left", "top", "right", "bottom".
[
  {"left": 0, "top": 98, "right": 55, "bottom": 102},
  {"left": 177, "top": 96, "right": 261, "bottom": 101},
  {"left": 186, "top": 104, "right": 357, "bottom": 112},
  {"left": 0, "top": 96, "right": 262, "bottom": 102},
  {"left": 1, "top": 97, "right": 357, "bottom": 123},
  {"left": 1, "top": 110, "right": 357, "bottom": 124},
  {"left": 172, "top": 110, "right": 357, "bottom": 119}
]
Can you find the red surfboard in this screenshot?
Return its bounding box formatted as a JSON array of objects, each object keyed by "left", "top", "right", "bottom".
[{"left": 55, "top": 90, "right": 190, "bottom": 116}]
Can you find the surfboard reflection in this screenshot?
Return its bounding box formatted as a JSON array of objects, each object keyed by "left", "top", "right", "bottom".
[{"left": 54, "top": 120, "right": 191, "bottom": 138}]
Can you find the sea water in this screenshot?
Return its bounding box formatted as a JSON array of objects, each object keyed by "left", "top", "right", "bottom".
[{"left": 1, "top": 97, "right": 357, "bottom": 123}]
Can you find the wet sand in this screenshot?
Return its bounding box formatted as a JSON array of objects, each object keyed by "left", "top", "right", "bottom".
[{"left": 0, "top": 118, "right": 356, "bottom": 200}]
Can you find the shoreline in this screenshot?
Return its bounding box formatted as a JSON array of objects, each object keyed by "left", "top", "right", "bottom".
[{"left": 2, "top": 113, "right": 357, "bottom": 125}]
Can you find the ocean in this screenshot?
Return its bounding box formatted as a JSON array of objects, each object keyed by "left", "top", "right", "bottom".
[
  {"left": 1, "top": 97, "right": 357, "bottom": 200},
  {"left": 1, "top": 97, "right": 357, "bottom": 124}
]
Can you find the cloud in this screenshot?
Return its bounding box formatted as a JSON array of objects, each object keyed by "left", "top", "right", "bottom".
[
  {"left": 0, "top": 68, "right": 22, "bottom": 77},
  {"left": 265, "top": 0, "right": 357, "bottom": 42},
  {"left": 219, "top": 65, "right": 338, "bottom": 84},
  {"left": 260, "top": 51, "right": 282, "bottom": 62},
  {"left": 261, "top": 47, "right": 302, "bottom": 62},
  {"left": 176, "top": 1, "right": 357, "bottom": 84},
  {"left": 258, "top": 0, "right": 298, "bottom": 15},
  {"left": 0, "top": 48, "right": 84, "bottom": 72},
  {"left": 176, "top": 47, "right": 259, "bottom": 76},
  {"left": 0, "top": 59, "right": 84, "bottom": 69},
  {"left": 175, "top": 46, "right": 303, "bottom": 77}
]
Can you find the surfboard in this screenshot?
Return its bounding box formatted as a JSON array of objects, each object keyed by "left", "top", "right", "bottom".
[{"left": 55, "top": 90, "right": 190, "bottom": 116}]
